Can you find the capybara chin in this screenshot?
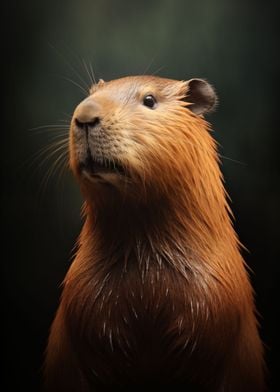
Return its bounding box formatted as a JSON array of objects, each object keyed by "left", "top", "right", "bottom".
[{"left": 44, "top": 75, "right": 265, "bottom": 391}]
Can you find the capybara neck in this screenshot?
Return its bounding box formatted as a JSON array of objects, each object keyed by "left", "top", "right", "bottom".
[{"left": 81, "top": 116, "right": 233, "bottom": 266}]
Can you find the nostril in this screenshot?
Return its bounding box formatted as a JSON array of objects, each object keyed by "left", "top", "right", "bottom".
[
  {"left": 74, "top": 117, "right": 100, "bottom": 130},
  {"left": 75, "top": 118, "right": 85, "bottom": 129},
  {"left": 88, "top": 117, "right": 100, "bottom": 128}
]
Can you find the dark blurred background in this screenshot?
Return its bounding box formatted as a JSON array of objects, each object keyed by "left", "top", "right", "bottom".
[{"left": 2, "top": 0, "right": 279, "bottom": 390}]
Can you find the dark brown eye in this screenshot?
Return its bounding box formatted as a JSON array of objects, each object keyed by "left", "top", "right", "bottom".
[{"left": 143, "top": 95, "right": 157, "bottom": 109}]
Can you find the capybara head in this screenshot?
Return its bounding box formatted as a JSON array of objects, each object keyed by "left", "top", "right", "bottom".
[{"left": 70, "top": 76, "right": 217, "bottom": 201}]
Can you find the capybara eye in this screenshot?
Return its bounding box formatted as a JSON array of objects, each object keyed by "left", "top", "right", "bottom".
[{"left": 143, "top": 95, "right": 157, "bottom": 109}]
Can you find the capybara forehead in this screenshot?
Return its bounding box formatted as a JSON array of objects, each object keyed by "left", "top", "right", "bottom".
[{"left": 90, "top": 75, "right": 187, "bottom": 102}]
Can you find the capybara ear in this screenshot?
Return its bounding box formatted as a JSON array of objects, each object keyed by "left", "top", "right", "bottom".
[{"left": 185, "top": 79, "right": 217, "bottom": 115}]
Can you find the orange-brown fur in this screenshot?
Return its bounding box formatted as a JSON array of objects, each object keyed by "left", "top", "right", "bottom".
[{"left": 45, "top": 76, "right": 265, "bottom": 391}]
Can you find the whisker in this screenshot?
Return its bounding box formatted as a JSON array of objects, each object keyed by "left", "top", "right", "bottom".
[
  {"left": 82, "top": 59, "right": 95, "bottom": 87},
  {"left": 57, "top": 42, "right": 96, "bottom": 88},
  {"left": 219, "top": 154, "right": 246, "bottom": 165},
  {"left": 48, "top": 43, "right": 89, "bottom": 91},
  {"left": 39, "top": 151, "right": 69, "bottom": 197},
  {"left": 177, "top": 137, "right": 246, "bottom": 168},
  {"left": 29, "top": 139, "right": 69, "bottom": 169},
  {"left": 29, "top": 124, "right": 69, "bottom": 131},
  {"left": 89, "top": 61, "right": 97, "bottom": 84},
  {"left": 124, "top": 79, "right": 139, "bottom": 106},
  {"left": 46, "top": 133, "right": 69, "bottom": 141},
  {"left": 151, "top": 65, "right": 165, "bottom": 76},
  {"left": 29, "top": 128, "right": 69, "bottom": 136},
  {"left": 60, "top": 76, "right": 88, "bottom": 96},
  {"left": 68, "top": 49, "right": 97, "bottom": 87},
  {"left": 36, "top": 137, "right": 69, "bottom": 149},
  {"left": 37, "top": 146, "right": 69, "bottom": 171},
  {"left": 38, "top": 138, "right": 69, "bottom": 152},
  {"left": 142, "top": 53, "right": 158, "bottom": 76},
  {"left": 57, "top": 159, "right": 69, "bottom": 187},
  {"left": 43, "top": 151, "right": 68, "bottom": 180}
]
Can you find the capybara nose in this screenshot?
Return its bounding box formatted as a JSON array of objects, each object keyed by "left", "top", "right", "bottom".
[{"left": 74, "top": 99, "right": 101, "bottom": 130}]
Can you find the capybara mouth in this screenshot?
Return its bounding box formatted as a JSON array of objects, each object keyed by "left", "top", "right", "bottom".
[{"left": 79, "top": 151, "right": 126, "bottom": 177}]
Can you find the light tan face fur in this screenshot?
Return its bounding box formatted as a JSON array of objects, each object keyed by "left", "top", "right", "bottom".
[{"left": 69, "top": 76, "right": 216, "bottom": 198}]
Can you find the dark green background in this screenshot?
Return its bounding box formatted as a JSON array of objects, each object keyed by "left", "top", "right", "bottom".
[{"left": 3, "top": 0, "right": 278, "bottom": 390}]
